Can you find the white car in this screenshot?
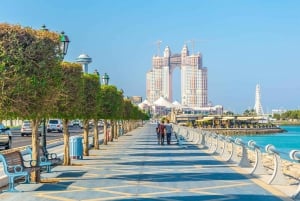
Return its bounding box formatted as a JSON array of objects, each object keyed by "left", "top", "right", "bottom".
[
  {"left": 47, "top": 119, "right": 63, "bottom": 133},
  {"left": 20, "top": 121, "right": 42, "bottom": 137}
]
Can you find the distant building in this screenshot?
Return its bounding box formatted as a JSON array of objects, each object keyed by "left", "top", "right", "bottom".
[
  {"left": 271, "top": 109, "right": 287, "bottom": 116},
  {"left": 129, "top": 96, "right": 142, "bottom": 105},
  {"left": 254, "top": 84, "right": 264, "bottom": 115},
  {"left": 146, "top": 44, "right": 208, "bottom": 108}
]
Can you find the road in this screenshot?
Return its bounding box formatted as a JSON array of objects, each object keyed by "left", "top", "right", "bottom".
[{"left": 10, "top": 126, "right": 87, "bottom": 149}]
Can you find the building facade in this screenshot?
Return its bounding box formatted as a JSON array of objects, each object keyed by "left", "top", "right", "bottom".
[{"left": 146, "top": 44, "right": 208, "bottom": 108}]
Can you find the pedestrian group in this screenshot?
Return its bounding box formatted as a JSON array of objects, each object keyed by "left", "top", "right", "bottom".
[{"left": 156, "top": 119, "right": 173, "bottom": 145}]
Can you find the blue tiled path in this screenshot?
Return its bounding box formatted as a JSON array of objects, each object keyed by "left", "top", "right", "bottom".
[{"left": 0, "top": 123, "right": 293, "bottom": 201}]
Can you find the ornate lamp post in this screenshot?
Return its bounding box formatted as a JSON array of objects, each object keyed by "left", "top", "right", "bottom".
[
  {"left": 102, "top": 73, "right": 110, "bottom": 85},
  {"left": 40, "top": 26, "right": 70, "bottom": 151},
  {"left": 60, "top": 31, "right": 70, "bottom": 59}
]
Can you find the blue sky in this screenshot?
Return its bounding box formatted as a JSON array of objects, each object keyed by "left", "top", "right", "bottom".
[{"left": 1, "top": 0, "right": 300, "bottom": 113}]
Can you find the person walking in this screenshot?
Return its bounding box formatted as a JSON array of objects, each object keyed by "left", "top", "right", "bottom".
[
  {"left": 158, "top": 120, "right": 166, "bottom": 145},
  {"left": 156, "top": 121, "right": 160, "bottom": 144},
  {"left": 165, "top": 119, "right": 173, "bottom": 145}
]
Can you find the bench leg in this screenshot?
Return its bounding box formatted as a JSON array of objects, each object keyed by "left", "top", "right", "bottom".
[
  {"left": 3, "top": 177, "right": 21, "bottom": 192},
  {"left": 47, "top": 165, "right": 51, "bottom": 173}
]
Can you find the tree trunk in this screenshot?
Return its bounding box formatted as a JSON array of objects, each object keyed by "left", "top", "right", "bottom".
[
  {"left": 121, "top": 120, "right": 125, "bottom": 135},
  {"left": 63, "top": 119, "right": 71, "bottom": 165},
  {"left": 93, "top": 119, "right": 99, "bottom": 149},
  {"left": 110, "top": 120, "right": 114, "bottom": 142},
  {"left": 103, "top": 119, "right": 108, "bottom": 145},
  {"left": 83, "top": 119, "right": 89, "bottom": 156},
  {"left": 114, "top": 121, "right": 118, "bottom": 139},
  {"left": 31, "top": 119, "right": 40, "bottom": 183}
]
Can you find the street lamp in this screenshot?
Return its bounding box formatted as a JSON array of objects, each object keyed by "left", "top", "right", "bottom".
[
  {"left": 94, "top": 69, "right": 101, "bottom": 84},
  {"left": 102, "top": 73, "right": 110, "bottom": 85},
  {"left": 40, "top": 25, "right": 70, "bottom": 151},
  {"left": 60, "top": 31, "right": 70, "bottom": 59}
]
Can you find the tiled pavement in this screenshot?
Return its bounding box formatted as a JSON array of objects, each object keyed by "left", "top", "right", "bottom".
[{"left": 0, "top": 123, "right": 294, "bottom": 201}]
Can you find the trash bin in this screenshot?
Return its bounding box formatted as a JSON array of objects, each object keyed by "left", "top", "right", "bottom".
[{"left": 69, "top": 136, "right": 83, "bottom": 159}]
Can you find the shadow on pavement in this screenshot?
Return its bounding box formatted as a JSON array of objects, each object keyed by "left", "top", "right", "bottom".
[
  {"left": 112, "top": 194, "right": 285, "bottom": 201},
  {"left": 107, "top": 172, "right": 248, "bottom": 182},
  {"left": 117, "top": 159, "right": 225, "bottom": 166},
  {"left": 129, "top": 152, "right": 209, "bottom": 157}
]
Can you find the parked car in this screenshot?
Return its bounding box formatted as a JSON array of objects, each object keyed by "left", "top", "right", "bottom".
[
  {"left": 47, "top": 119, "right": 63, "bottom": 133},
  {"left": 70, "top": 119, "right": 81, "bottom": 127},
  {"left": 20, "top": 121, "right": 42, "bottom": 137},
  {"left": 0, "top": 123, "right": 12, "bottom": 150}
]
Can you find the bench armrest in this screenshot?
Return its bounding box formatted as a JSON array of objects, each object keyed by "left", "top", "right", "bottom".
[
  {"left": 40, "top": 156, "right": 48, "bottom": 162},
  {"left": 8, "top": 165, "right": 24, "bottom": 173}
]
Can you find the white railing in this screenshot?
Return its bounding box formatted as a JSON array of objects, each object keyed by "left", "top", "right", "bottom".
[{"left": 173, "top": 125, "right": 300, "bottom": 200}]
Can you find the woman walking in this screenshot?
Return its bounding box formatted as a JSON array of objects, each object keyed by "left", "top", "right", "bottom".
[{"left": 165, "top": 119, "right": 173, "bottom": 145}]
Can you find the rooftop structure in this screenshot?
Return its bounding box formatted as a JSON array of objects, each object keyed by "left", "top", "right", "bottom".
[{"left": 76, "top": 54, "right": 92, "bottom": 73}]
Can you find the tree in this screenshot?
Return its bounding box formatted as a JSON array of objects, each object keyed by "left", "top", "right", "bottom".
[
  {"left": 0, "top": 23, "right": 63, "bottom": 182},
  {"left": 243, "top": 109, "right": 256, "bottom": 116},
  {"left": 97, "top": 85, "right": 123, "bottom": 144},
  {"left": 80, "top": 74, "right": 99, "bottom": 156},
  {"left": 55, "top": 62, "right": 82, "bottom": 165}
]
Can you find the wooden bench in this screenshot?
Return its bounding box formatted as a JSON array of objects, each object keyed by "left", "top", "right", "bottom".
[
  {"left": 0, "top": 151, "right": 38, "bottom": 192},
  {"left": 26, "top": 146, "right": 62, "bottom": 173}
]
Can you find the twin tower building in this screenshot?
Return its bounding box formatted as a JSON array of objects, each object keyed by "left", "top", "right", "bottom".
[{"left": 146, "top": 44, "right": 208, "bottom": 108}]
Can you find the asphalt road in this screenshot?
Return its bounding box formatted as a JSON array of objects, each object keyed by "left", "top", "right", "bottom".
[{"left": 10, "top": 126, "right": 86, "bottom": 149}]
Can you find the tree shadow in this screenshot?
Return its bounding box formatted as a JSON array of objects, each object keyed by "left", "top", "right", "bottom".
[
  {"left": 107, "top": 172, "right": 248, "bottom": 182},
  {"left": 112, "top": 194, "right": 285, "bottom": 201}
]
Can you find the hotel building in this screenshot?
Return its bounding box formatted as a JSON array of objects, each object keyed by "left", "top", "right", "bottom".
[{"left": 146, "top": 44, "right": 208, "bottom": 108}]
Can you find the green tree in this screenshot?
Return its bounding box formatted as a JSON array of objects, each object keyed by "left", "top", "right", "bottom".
[
  {"left": 243, "top": 109, "right": 256, "bottom": 116},
  {"left": 0, "top": 23, "right": 63, "bottom": 182},
  {"left": 273, "top": 113, "right": 281, "bottom": 120},
  {"left": 55, "top": 62, "right": 82, "bottom": 165},
  {"left": 98, "top": 85, "right": 123, "bottom": 144},
  {"left": 80, "top": 74, "right": 99, "bottom": 156}
]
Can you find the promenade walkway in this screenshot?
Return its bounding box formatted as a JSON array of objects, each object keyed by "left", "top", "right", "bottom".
[{"left": 0, "top": 123, "right": 294, "bottom": 201}]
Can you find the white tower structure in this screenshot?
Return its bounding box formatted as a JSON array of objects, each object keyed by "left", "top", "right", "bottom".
[
  {"left": 146, "top": 44, "right": 208, "bottom": 108},
  {"left": 254, "top": 84, "right": 264, "bottom": 115},
  {"left": 76, "top": 54, "right": 92, "bottom": 73}
]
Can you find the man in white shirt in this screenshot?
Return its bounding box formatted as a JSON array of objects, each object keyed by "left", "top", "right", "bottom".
[{"left": 164, "top": 119, "right": 173, "bottom": 145}]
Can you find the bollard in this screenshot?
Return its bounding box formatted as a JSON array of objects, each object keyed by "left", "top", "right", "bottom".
[
  {"left": 187, "top": 129, "right": 194, "bottom": 142},
  {"left": 222, "top": 136, "right": 234, "bottom": 162},
  {"left": 190, "top": 130, "right": 198, "bottom": 144},
  {"left": 206, "top": 133, "right": 215, "bottom": 153},
  {"left": 265, "top": 144, "right": 288, "bottom": 185},
  {"left": 289, "top": 150, "right": 300, "bottom": 162},
  {"left": 193, "top": 130, "right": 200, "bottom": 145},
  {"left": 186, "top": 129, "right": 193, "bottom": 142},
  {"left": 218, "top": 135, "right": 226, "bottom": 156},
  {"left": 204, "top": 132, "right": 211, "bottom": 149},
  {"left": 198, "top": 130, "right": 206, "bottom": 148},
  {"left": 193, "top": 130, "right": 200, "bottom": 144},
  {"left": 209, "top": 133, "right": 218, "bottom": 155},
  {"left": 289, "top": 150, "right": 300, "bottom": 200},
  {"left": 234, "top": 138, "right": 251, "bottom": 167},
  {"left": 248, "top": 140, "right": 266, "bottom": 175}
]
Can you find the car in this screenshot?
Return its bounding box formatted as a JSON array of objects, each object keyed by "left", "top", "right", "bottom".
[
  {"left": 47, "top": 119, "right": 63, "bottom": 133},
  {"left": 0, "top": 123, "right": 12, "bottom": 150},
  {"left": 71, "top": 119, "right": 81, "bottom": 127},
  {"left": 20, "top": 121, "right": 42, "bottom": 137}
]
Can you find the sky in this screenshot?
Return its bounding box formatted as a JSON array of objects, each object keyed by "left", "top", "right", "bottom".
[{"left": 1, "top": 0, "right": 300, "bottom": 114}]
